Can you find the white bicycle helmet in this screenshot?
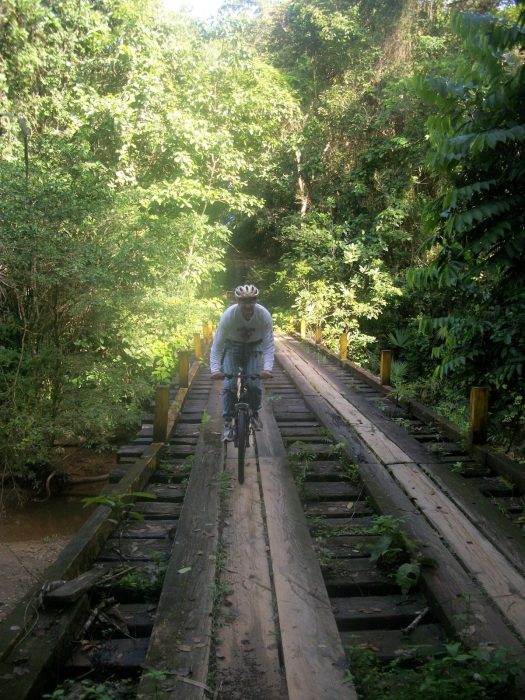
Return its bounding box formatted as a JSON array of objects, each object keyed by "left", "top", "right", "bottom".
[{"left": 234, "top": 284, "right": 259, "bottom": 300}]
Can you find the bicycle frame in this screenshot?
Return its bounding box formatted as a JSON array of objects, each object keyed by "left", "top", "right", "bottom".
[
  {"left": 234, "top": 375, "right": 250, "bottom": 447},
  {"left": 224, "top": 371, "right": 259, "bottom": 483}
]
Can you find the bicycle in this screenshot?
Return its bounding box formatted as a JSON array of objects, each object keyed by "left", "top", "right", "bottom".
[{"left": 225, "top": 372, "right": 259, "bottom": 484}]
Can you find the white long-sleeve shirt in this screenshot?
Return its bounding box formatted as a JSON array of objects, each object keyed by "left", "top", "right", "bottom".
[{"left": 210, "top": 304, "right": 274, "bottom": 373}]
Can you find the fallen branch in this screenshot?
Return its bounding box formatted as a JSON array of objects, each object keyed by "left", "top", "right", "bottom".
[
  {"left": 172, "top": 676, "right": 214, "bottom": 694},
  {"left": 81, "top": 597, "right": 115, "bottom": 636},
  {"left": 402, "top": 606, "right": 429, "bottom": 635},
  {"left": 33, "top": 471, "right": 58, "bottom": 502}
]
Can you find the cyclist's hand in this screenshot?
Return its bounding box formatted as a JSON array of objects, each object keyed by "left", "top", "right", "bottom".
[
  {"left": 259, "top": 370, "right": 273, "bottom": 379},
  {"left": 211, "top": 371, "right": 225, "bottom": 380}
]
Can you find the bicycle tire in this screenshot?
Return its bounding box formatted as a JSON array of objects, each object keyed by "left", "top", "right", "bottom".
[{"left": 237, "top": 408, "right": 248, "bottom": 484}]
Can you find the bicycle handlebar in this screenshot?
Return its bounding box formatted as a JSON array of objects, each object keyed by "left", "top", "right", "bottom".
[{"left": 223, "top": 373, "right": 261, "bottom": 379}]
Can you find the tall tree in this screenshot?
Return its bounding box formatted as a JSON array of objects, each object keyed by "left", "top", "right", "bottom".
[
  {"left": 413, "top": 5, "right": 525, "bottom": 385},
  {"left": 0, "top": 0, "right": 298, "bottom": 488}
]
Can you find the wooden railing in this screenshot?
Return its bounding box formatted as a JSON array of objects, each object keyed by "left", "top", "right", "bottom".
[
  {"left": 153, "top": 325, "right": 214, "bottom": 443},
  {"left": 294, "top": 320, "right": 490, "bottom": 448},
  {"left": 296, "top": 320, "right": 525, "bottom": 488}
]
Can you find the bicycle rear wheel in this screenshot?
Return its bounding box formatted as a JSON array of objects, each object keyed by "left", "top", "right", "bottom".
[{"left": 237, "top": 408, "right": 249, "bottom": 484}]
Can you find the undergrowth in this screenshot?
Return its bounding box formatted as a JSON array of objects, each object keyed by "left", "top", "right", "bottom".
[{"left": 345, "top": 643, "right": 519, "bottom": 700}]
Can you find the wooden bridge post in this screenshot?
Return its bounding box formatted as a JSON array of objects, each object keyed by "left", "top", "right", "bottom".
[
  {"left": 380, "top": 350, "right": 393, "bottom": 386},
  {"left": 178, "top": 350, "right": 190, "bottom": 388},
  {"left": 300, "top": 320, "right": 306, "bottom": 339},
  {"left": 469, "top": 386, "right": 489, "bottom": 445},
  {"left": 193, "top": 332, "right": 202, "bottom": 360},
  {"left": 207, "top": 320, "right": 214, "bottom": 342},
  {"left": 153, "top": 384, "right": 170, "bottom": 442},
  {"left": 339, "top": 333, "right": 348, "bottom": 361},
  {"left": 315, "top": 325, "right": 322, "bottom": 344}
]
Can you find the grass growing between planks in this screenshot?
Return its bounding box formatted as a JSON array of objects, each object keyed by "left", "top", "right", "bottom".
[
  {"left": 345, "top": 642, "right": 519, "bottom": 700},
  {"left": 288, "top": 440, "right": 315, "bottom": 499}
]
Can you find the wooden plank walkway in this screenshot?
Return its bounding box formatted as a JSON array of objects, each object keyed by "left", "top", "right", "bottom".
[
  {"left": 257, "top": 397, "right": 356, "bottom": 700},
  {"left": 214, "top": 431, "right": 287, "bottom": 698},
  {"left": 275, "top": 336, "right": 525, "bottom": 660},
  {"left": 138, "top": 384, "right": 223, "bottom": 699}
]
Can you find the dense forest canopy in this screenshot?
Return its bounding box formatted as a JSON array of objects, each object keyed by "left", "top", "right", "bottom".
[{"left": 1, "top": 0, "right": 524, "bottom": 493}]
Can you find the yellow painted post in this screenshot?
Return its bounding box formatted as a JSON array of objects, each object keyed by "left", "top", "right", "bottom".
[
  {"left": 315, "top": 325, "right": 322, "bottom": 344},
  {"left": 202, "top": 323, "right": 210, "bottom": 345},
  {"left": 207, "top": 320, "right": 214, "bottom": 342},
  {"left": 339, "top": 333, "right": 348, "bottom": 361},
  {"left": 380, "top": 350, "right": 393, "bottom": 386},
  {"left": 469, "top": 386, "right": 489, "bottom": 445},
  {"left": 153, "top": 384, "right": 170, "bottom": 443},
  {"left": 178, "top": 350, "right": 190, "bottom": 388},
  {"left": 300, "top": 320, "right": 306, "bottom": 339},
  {"left": 193, "top": 332, "right": 202, "bottom": 360}
]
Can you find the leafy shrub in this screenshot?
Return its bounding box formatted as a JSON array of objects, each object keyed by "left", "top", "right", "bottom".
[{"left": 346, "top": 642, "right": 519, "bottom": 700}]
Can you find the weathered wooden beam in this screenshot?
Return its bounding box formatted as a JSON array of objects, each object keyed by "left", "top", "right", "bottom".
[
  {"left": 380, "top": 349, "right": 392, "bottom": 386},
  {"left": 469, "top": 386, "right": 489, "bottom": 445},
  {"left": 300, "top": 319, "right": 306, "bottom": 338},
  {"left": 44, "top": 569, "right": 106, "bottom": 605},
  {"left": 193, "top": 332, "right": 202, "bottom": 360},
  {"left": 275, "top": 338, "right": 525, "bottom": 668},
  {"left": 257, "top": 395, "right": 356, "bottom": 700},
  {"left": 289, "top": 330, "right": 525, "bottom": 492},
  {"left": 137, "top": 384, "right": 222, "bottom": 699},
  {"left": 339, "top": 333, "right": 347, "bottom": 361},
  {"left": 178, "top": 350, "right": 190, "bottom": 388},
  {"left": 0, "top": 597, "right": 90, "bottom": 700}
]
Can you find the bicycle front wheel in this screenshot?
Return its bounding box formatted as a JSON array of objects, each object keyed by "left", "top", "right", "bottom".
[{"left": 237, "top": 409, "right": 249, "bottom": 484}]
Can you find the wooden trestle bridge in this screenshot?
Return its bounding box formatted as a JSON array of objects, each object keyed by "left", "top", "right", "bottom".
[{"left": 0, "top": 332, "right": 524, "bottom": 699}]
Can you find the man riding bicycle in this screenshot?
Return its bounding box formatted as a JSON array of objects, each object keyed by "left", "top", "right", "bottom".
[{"left": 210, "top": 284, "right": 274, "bottom": 441}]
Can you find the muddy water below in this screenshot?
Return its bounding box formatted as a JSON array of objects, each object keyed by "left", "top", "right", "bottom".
[
  {"left": 0, "top": 448, "right": 115, "bottom": 620},
  {"left": 0, "top": 496, "right": 96, "bottom": 543}
]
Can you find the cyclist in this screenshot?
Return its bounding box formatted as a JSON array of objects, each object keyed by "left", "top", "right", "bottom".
[{"left": 210, "top": 284, "right": 274, "bottom": 441}]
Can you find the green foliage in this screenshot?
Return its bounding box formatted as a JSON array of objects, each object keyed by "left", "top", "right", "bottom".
[
  {"left": 115, "top": 564, "right": 166, "bottom": 600},
  {"left": 0, "top": 0, "right": 298, "bottom": 488},
  {"left": 390, "top": 360, "right": 409, "bottom": 388},
  {"left": 140, "top": 670, "right": 170, "bottom": 700},
  {"left": 270, "top": 211, "right": 401, "bottom": 362},
  {"left": 43, "top": 677, "right": 135, "bottom": 700},
  {"left": 346, "top": 642, "right": 519, "bottom": 700},
  {"left": 252, "top": 1, "right": 461, "bottom": 374},
  {"left": 81, "top": 491, "right": 154, "bottom": 525},
  {"left": 4, "top": 0, "right": 525, "bottom": 481},
  {"left": 412, "top": 6, "right": 525, "bottom": 400},
  {"left": 288, "top": 440, "right": 316, "bottom": 495},
  {"left": 368, "top": 515, "right": 425, "bottom": 594}
]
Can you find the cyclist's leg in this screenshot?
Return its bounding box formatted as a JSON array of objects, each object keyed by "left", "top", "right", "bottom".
[
  {"left": 245, "top": 346, "right": 263, "bottom": 423},
  {"left": 221, "top": 343, "right": 240, "bottom": 425}
]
